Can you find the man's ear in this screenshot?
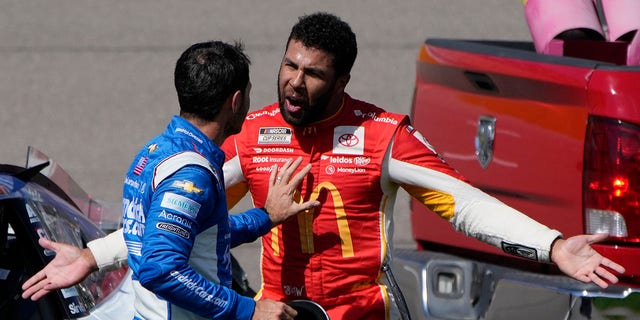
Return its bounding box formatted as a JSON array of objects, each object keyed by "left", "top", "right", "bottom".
[{"left": 230, "top": 90, "right": 242, "bottom": 113}]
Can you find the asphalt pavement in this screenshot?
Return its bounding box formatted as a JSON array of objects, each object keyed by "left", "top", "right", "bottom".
[{"left": 0, "top": 0, "right": 531, "bottom": 293}]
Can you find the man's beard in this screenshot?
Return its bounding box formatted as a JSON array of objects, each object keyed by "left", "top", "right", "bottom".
[{"left": 278, "top": 82, "right": 335, "bottom": 127}]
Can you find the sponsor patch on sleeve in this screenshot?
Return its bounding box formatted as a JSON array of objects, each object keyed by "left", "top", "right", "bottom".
[
  {"left": 160, "top": 192, "right": 200, "bottom": 218},
  {"left": 501, "top": 242, "right": 538, "bottom": 261},
  {"left": 156, "top": 222, "right": 190, "bottom": 239},
  {"left": 410, "top": 129, "right": 438, "bottom": 155},
  {"left": 171, "top": 180, "right": 204, "bottom": 194}
]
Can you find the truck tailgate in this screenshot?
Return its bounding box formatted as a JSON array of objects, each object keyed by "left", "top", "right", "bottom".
[{"left": 411, "top": 39, "right": 598, "bottom": 261}]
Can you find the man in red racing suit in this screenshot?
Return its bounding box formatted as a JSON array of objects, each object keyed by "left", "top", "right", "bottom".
[
  {"left": 221, "top": 94, "right": 564, "bottom": 319},
  {"left": 219, "top": 11, "right": 623, "bottom": 320}
]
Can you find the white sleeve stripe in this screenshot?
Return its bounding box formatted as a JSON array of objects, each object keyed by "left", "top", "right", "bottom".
[
  {"left": 388, "top": 156, "right": 561, "bottom": 262},
  {"left": 222, "top": 154, "right": 245, "bottom": 186},
  {"left": 152, "top": 151, "right": 213, "bottom": 189},
  {"left": 388, "top": 156, "right": 491, "bottom": 201}
]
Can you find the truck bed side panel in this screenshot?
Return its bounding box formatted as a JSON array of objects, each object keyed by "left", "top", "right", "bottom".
[{"left": 411, "top": 39, "right": 594, "bottom": 259}]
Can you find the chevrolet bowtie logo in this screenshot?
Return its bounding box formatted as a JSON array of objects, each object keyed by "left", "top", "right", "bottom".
[{"left": 172, "top": 180, "right": 203, "bottom": 194}]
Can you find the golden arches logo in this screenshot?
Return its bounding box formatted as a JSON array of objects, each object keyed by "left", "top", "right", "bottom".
[{"left": 270, "top": 181, "right": 355, "bottom": 258}]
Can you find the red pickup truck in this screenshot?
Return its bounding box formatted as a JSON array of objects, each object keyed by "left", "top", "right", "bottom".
[{"left": 393, "top": 38, "right": 640, "bottom": 319}]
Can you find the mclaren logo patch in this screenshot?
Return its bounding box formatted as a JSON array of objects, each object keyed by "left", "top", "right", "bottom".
[
  {"left": 258, "top": 127, "right": 292, "bottom": 144},
  {"left": 501, "top": 242, "right": 538, "bottom": 261},
  {"left": 156, "top": 222, "right": 190, "bottom": 239}
]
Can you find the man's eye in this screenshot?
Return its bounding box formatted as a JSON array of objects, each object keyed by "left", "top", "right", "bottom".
[{"left": 306, "top": 71, "right": 322, "bottom": 79}]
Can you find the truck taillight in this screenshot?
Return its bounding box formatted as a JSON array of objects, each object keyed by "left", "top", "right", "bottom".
[{"left": 584, "top": 116, "right": 640, "bottom": 242}]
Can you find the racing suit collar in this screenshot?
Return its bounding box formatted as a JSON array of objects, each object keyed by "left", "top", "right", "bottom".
[
  {"left": 298, "top": 94, "right": 350, "bottom": 136},
  {"left": 168, "top": 115, "right": 225, "bottom": 165}
]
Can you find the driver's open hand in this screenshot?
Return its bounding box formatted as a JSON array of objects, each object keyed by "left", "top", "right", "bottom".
[{"left": 263, "top": 156, "right": 319, "bottom": 226}]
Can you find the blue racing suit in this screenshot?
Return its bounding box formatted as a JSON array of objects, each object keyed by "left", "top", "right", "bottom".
[{"left": 121, "top": 115, "right": 271, "bottom": 319}]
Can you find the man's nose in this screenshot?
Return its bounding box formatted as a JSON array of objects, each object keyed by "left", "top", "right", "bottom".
[{"left": 289, "top": 70, "right": 304, "bottom": 88}]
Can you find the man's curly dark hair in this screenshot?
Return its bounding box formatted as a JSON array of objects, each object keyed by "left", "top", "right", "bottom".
[
  {"left": 287, "top": 12, "right": 357, "bottom": 77},
  {"left": 175, "top": 41, "right": 250, "bottom": 121}
]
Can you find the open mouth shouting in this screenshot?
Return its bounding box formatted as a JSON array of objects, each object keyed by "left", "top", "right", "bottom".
[{"left": 284, "top": 95, "right": 305, "bottom": 115}]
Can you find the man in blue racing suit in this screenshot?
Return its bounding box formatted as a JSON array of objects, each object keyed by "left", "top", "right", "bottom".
[{"left": 117, "top": 41, "right": 318, "bottom": 319}]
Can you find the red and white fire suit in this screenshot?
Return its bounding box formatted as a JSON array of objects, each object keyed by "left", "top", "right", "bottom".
[{"left": 222, "top": 94, "right": 561, "bottom": 319}]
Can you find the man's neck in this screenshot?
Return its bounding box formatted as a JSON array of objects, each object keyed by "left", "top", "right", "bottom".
[{"left": 184, "top": 117, "right": 224, "bottom": 145}]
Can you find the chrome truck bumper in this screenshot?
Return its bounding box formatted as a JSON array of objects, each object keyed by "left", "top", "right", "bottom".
[{"left": 392, "top": 248, "right": 640, "bottom": 320}]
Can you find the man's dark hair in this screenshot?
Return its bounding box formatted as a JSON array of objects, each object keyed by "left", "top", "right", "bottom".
[
  {"left": 174, "top": 41, "right": 250, "bottom": 121},
  {"left": 288, "top": 12, "right": 357, "bottom": 77}
]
